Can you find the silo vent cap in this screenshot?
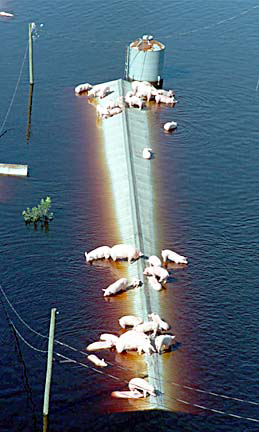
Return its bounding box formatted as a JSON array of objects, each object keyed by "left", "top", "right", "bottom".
[{"left": 142, "top": 34, "right": 154, "bottom": 41}]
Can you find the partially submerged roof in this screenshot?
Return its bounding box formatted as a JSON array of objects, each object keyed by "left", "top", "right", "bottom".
[{"left": 96, "top": 78, "right": 164, "bottom": 409}]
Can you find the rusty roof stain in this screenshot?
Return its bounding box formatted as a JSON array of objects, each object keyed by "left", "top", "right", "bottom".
[{"left": 130, "top": 38, "right": 165, "bottom": 52}]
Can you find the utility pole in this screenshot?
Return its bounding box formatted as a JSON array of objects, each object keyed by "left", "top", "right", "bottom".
[
  {"left": 28, "top": 23, "right": 34, "bottom": 84},
  {"left": 26, "top": 82, "right": 34, "bottom": 143},
  {"left": 43, "top": 308, "right": 57, "bottom": 432}
]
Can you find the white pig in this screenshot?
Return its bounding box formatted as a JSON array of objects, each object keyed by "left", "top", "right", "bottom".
[
  {"left": 133, "top": 321, "right": 159, "bottom": 336},
  {"left": 118, "top": 315, "right": 143, "bottom": 328},
  {"left": 85, "top": 246, "right": 111, "bottom": 262},
  {"left": 74, "top": 83, "right": 93, "bottom": 94},
  {"left": 109, "top": 106, "right": 122, "bottom": 116},
  {"left": 110, "top": 244, "right": 143, "bottom": 263},
  {"left": 130, "top": 278, "right": 142, "bottom": 288},
  {"left": 148, "top": 313, "right": 170, "bottom": 331},
  {"left": 98, "top": 86, "right": 110, "bottom": 99},
  {"left": 111, "top": 390, "right": 143, "bottom": 399},
  {"left": 99, "top": 333, "right": 119, "bottom": 345},
  {"left": 143, "top": 266, "right": 169, "bottom": 283},
  {"left": 148, "top": 255, "right": 162, "bottom": 267},
  {"left": 162, "top": 249, "right": 188, "bottom": 264},
  {"left": 155, "top": 94, "right": 177, "bottom": 104},
  {"left": 156, "top": 89, "right": 174, "bottom": 97},
  {"left": 164, "top": 121, "right": 178, "bottom": 131},
  {"left": 116, "top": 330, "right": 154, "bottom": 355},
  {"left": 86, "top": 341, "right": 113, "bottom": 351},
  {"left": 149, "top": 276, "right": 163, "bottom": 291},
  {"left": 128, "top": 378, "right": 156, "bottom": 397},
  {"left": 102, "top": 277, "right": 128, "bottom": 296},
  {"left": 96, "top": 105, "right": 110, "bottom": 119},
  {"left": 142, "top": 148, "right": 153, "bottom": 159},
  {"left": 87, "top": 354, "right": 107, "bottom": 367},
  {"left": 155, "top": 334, "right": 176, "bottom": 354}
]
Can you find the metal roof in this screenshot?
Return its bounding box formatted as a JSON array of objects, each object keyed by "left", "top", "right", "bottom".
[
  {"left": 130, "top": 36, "right": 165, "bottom": 52},
  {"left": 96, "top": 79, "right": 164, "bottom": 409}
]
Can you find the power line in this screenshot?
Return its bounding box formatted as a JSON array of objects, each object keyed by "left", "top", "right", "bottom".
[
  {"left": 5, "top": 305, "right": 259, "bottom": 424},
  {"left": 61, "top": 4, "right": 259, "bottom": 45},
  {"left": 0, "top": 42, "right": 29, "bottom": 135},
  {"left": 0, "top": 297, "right": 40, "bottom": 431},
  {"left": 161, "top": 393, "right": 259, "bottom": 424},
  {"left": 169, "top": 382, "right": 259, "bottom": 406},
  {"left": 172, "top": 4, "right": 259, "bottom": 38},
  {"left": 1, "top": 284, "right": 258, "bottom": 409},
  {"left": 9, "top": 318, "right": 48, "bottom": 353},
  {"left": 54, "top": 352, "right": 123, "bottom": 383}
]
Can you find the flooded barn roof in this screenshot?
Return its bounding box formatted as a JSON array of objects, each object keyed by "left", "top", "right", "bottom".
[{"left": 95, "top": 78, "right": 164, "bottom": 409}]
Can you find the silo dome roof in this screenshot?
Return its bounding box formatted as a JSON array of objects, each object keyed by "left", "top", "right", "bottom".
[{"left": 130, "top": 35, "right": 165, "bottom": 52}]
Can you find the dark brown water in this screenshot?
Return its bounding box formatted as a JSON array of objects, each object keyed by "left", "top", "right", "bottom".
[{"left": 0, "top": 1, "right": 258, "bottom": 431}]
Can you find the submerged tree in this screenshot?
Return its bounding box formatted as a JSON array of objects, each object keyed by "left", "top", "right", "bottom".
[{"left": 22, "top": 196, "right": 53, "bottom": 227}]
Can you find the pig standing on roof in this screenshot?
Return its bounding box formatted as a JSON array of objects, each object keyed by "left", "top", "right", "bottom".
[
  {"left": 148, "top": 255, "right": 162, "bottom": 267},
  {"left": 110, "top": 244, "right": 143, "bottom": 263},
  {"left": 116, "top": 330, "right": 155, "bottom": 355},
  {"left": 143, "top": 266, "right": 169, "bottom": 283},
  {"left": 85, "top": 246, "right": 111, "bottom": 262},
  {"left": 133, "top": 320, "right": 159, "bottom": 336},
  {"left": 142, "top": 148, "right": 153, "bottom": 160},
  {"left": 155, "top": 334, "right": 176, "bottom": 354},
  {"left": 98, "top": 86, "right": 110, "bottom": 98},
  {"left": 148, "top": 313, "right": 170, "bottom": 331},
  {"left": 128, "top": 378, "right": 156, "bottom": 397},
  {"left": 118, "top": 315, "right": 143, "bottom": 328},
  {"left": 99, "top": 333, "right": 119, "bottom": 346},
  {"left": 149, "top": 276, "right": 163, "bottom": 291},
  {"left": 102, "top": 277, "right": 128, "bottom": 296},
  {"left": 74, "top": 83, "right": 92, "bottom": 94}
]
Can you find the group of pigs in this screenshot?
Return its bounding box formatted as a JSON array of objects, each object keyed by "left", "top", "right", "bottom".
[
  {"left": 77, "top": 80, "right": 184, "bottom": 399},
  {"left": 86, "top": 311, "right": 175, "bottom": 399},
  {"left": 86, "top": 312, "right": 174, "bottom": 356},
  {"left": 74, "top": 80, "right": 178, "bottom": 124},
  {"left": 84, "top": 242, "right": 188, "bottom": 398},
  {"left": 85, "top": 243, "right": 188, "bottom": 295}
]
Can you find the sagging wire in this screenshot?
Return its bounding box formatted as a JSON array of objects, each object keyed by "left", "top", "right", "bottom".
[
  {"left": 69, "top": 4, "right": 259, "bottom": 44},
  {"left": 0, "top": 42, "right": 29, "bottom": 136},
  {"left": 161, "top": 392, "right": 259, "bottom": 424},
  {"left": 3, "top": 296, "right": 259, "bottom": 424},
  {"left": 11, "top": 319, "right": 258, "bottom": 425},
  {"left": 172, "top": 4, "right": 259, "bottom": 38},
  {"left": 11, "top": 323, "right": 259, "bottom": 423},
  {"left": 54, "top": 352, "right": 123, "bottom": 383},
  {"left": 0, "top": 22, "right": 44, "bottom": 139},
  {"left": 0, "top": 297, "right": 40, "bottom": 431},
  {"left": 1, "top": 284, "right": 259, "bottom": 411},
  {"left": 9, "top": 318, "right": 48, "bottom": 353}
]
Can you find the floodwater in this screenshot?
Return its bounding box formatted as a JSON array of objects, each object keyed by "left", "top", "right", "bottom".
[{"left": 0, "top": 1, "right": 258, "bottom": 431}]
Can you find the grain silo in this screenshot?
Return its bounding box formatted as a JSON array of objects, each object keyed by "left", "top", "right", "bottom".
[{"left": 125, "top": 34, "right": 165, "bottom": 88}]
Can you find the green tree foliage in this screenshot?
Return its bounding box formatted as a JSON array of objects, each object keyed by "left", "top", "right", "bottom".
[{"left": 22, "top": 196, "right": 53, "bottom": 226}]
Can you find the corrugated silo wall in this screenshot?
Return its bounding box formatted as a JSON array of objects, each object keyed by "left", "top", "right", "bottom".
[{"left": 128, "top": 48, "right": 165, "bottom": 84}]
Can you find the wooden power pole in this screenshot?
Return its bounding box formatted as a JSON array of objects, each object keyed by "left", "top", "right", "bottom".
[
  {"left": 43, "top": 308, "right": 57, "bottom": 432},
  {"left": 28, "top": 23, "right": 34, "bottom": 84}
]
